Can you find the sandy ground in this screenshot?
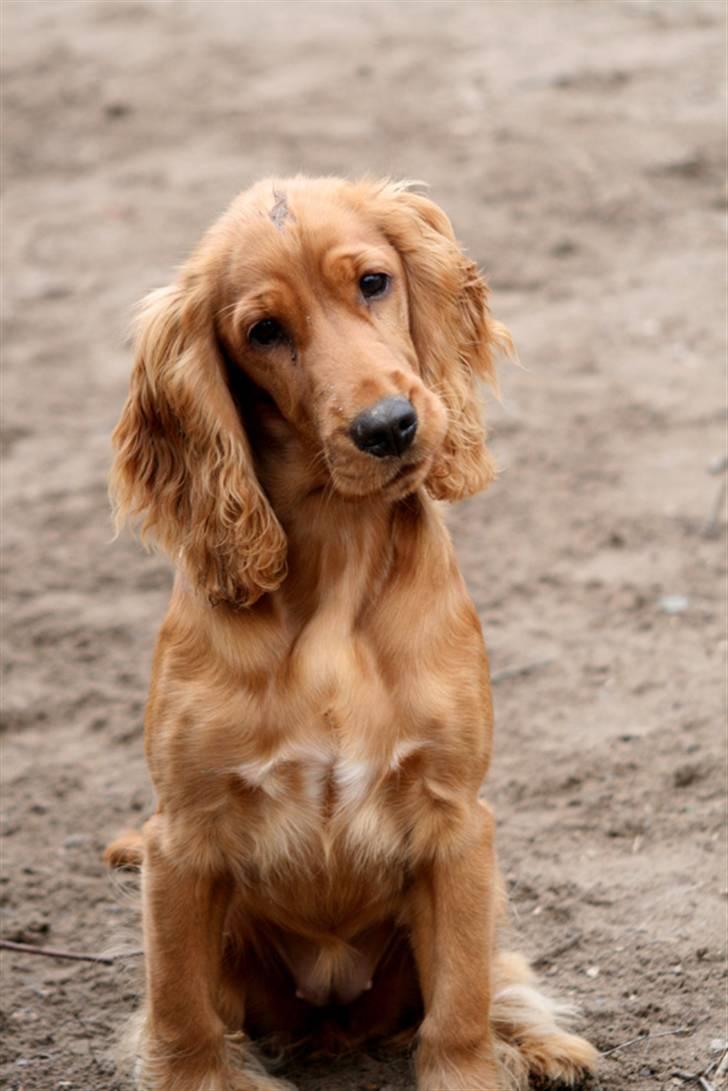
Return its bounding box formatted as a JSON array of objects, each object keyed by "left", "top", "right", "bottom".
[{"left": 1, "top": 1, "right": 726, "bottom": 1089}]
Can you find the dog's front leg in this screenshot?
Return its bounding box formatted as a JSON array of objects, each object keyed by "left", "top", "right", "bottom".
[
  {"left": 410, "top": 802, "right": 501, "bottom": 1091},
  {"left": 139, "top": 818, "right": 284, "bottom": 1091},
  {"left": 139, "top": 816, "right": 233, "bottom": 1089}
]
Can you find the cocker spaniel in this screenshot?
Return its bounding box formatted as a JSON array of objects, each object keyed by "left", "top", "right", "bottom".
[{"left": 106, "top": 177, "right": 597, "bottom": 1091}]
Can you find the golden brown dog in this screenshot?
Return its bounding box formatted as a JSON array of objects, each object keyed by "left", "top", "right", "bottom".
[{"left": 106, "top": 177, "right": 597, "bottom": 1091}]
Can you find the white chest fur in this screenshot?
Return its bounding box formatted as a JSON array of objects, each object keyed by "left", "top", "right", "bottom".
[{"left": 236, "top": 737, "right": 427, "bottom": 811}]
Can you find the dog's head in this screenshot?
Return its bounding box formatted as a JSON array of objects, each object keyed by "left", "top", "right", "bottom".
[{"left": 111, "top": 177, "right": 511, "bottom": 607}]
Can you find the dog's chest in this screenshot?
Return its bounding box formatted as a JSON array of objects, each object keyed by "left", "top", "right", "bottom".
[
  {"left": 237, "top": 619, "right": 400, "bottom": 797},
  {"left": 235, "top": 735, "right": 425, "bottom": 812},
  {"left": 188, "top": 596, "right": 478, "bottom": 886},
  {"left": 228, "top": 725, "right": 432, "bottom": 897}
]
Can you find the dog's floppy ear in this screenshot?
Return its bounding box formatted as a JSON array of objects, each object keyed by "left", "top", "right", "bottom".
[
  {"left": 110, "top": 278, "right": 287, "bottom": 608},
  {"left": 375, "top": 184, "right": 513, "bottom": 501}
]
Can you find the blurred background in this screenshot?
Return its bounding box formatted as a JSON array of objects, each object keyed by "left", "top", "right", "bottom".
[{"left": 2, "top": 2, "right": 726, "bottom": 1089}]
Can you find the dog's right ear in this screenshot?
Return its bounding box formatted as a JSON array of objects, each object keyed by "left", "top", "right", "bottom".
[
  {"left": 110, "top": 281, "right": 287, "bottom": 608},
  {"left": 372, "top": 183, "right": 513, "bottom": 501}
]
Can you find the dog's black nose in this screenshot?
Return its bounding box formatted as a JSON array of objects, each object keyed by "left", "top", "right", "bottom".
[{"left": 349, "top": 397, "right": 418, "bottom": 459}]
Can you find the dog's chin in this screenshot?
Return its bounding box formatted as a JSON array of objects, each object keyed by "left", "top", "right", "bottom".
[{"left": 328, "top": 454, "right": 432, "bottom": 501}]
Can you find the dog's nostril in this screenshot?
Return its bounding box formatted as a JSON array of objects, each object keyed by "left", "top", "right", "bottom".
[{"left": 349, "top": 396, "right": 418, "bottom": 459}]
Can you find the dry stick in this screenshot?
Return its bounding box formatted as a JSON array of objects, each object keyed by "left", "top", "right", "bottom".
[
  {"left": 601, "top": 1025, "right": 695, "bottom": 1058},
  {"left": 704, "top": 477, "right": 727, "bottom": 538},
  {"left": 491, "top": 658, "right": 554, "bottom": 684},
  {"left": 704, "top": 453, "right": 728, "bottom": 537},
  {"left": 0, "top": 938, "right": 142, "bottom": 965},
  {"left": 532, "top": 934, "right": 581, "bottom": 969},
  {"left": 675, "top": 1078, "right": 716, "bottom": 1091},
  {"left": 675, "top": 1074, "right": 718, "bottom": 1091},
  {"left": 705, "top": 1054, "right": 723, "bottom": 1077}
]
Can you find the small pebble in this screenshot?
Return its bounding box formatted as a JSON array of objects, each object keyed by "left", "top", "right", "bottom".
[
  {"left": 63, "top": 834, "right": 90, "bottom": 849},
  {"left": 708, "top": 454, "right": 728, "bottom": 475},
  {"left": 658, "top": 594, "right": 689, "bottom": 615},
  {"left": 586, "top": 965, "right": 600, "bottom": 978},
  {"left": 673, "top": 763, "right": 703, "bottom": 788},
  {"left": 104, "top": 100, "right": 131, "bottom": 119}
]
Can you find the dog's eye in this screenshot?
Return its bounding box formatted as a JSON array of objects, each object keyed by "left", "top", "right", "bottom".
[
  {"left": 360, "top": 273, "right": 390, "bottom": 300},
  {"left": 248, "top": 318, "right": 285, "bottom": 348}
]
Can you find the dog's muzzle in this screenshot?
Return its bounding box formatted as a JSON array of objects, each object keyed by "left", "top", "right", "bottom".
[{"left": 349, "top": 396, "right": 418, "bottom": 458}]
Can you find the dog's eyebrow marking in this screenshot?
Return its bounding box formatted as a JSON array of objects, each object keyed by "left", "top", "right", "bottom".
[{"left": 269, "top": 189, "right": 292, "bottom": 231}]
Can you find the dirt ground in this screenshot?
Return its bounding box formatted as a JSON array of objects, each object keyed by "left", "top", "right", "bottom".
[{"left": 1, "top": 1, "right": 726, "bottom": 1089}]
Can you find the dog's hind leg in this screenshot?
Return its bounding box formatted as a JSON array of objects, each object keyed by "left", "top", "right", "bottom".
[
  {"left": 104, "top": 827, "right": 145, "bottom": 870},
  {"left": 491, "top": 950, "right": 598, "bottom": 1090}
]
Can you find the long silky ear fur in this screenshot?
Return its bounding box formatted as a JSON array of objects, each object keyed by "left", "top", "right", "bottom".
[
  {"left": 110, "top": 282, "right": 287, "bottom": 608},
  {"left": 374, "top": 183, "right": 513, "bottom": 501}
]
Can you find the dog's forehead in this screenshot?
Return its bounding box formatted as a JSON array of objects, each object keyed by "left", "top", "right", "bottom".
[
  {"left": 270, "top": 187, "right": 378, "bottom": 247},
  {"left": 221, "top": 182, "right": 391, "bottom": 289}
]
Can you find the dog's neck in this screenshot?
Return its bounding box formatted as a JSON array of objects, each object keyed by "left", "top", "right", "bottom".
[{"left": 247, "top": 405, "right": 435, "bottom": 624}]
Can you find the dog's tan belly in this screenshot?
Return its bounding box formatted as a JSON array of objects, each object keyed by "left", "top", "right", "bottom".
[
  {"left": 264, "top": 919, "right": 394, "bottom": 1006},
  {"left": 219, "top": 735, "right": 423, "bottom": 1007}
]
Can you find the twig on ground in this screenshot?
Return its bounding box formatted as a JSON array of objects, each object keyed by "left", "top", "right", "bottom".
[
  {"left": 675, "top": 1077, "right": 717, "bottom": 1091},
  {"left": 0, "top": 938, "right": 142, "bottom": 964},
  {"left": 672, "top": 1044, "right": 727, "bottom": 1089},
  {"left": 602, "top": 1024, "right": 696, "bottom": 1058},
  {"left": 491, "top": 658, "right": 554, "bottom": 684},
  {"left": 532, "top": 935, "right": 581, "bottom": 969},
  {"left": 704, "top": 453, "right": 728, "bottom": 537},
  {"left": 704, "top": 477, "right": 727, "bottom": 538}
]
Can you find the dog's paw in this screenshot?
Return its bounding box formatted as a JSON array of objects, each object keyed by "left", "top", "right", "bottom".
[
  {"left": 128, "top": 1018, "right": 298, "bottom": 1091},
  {"left": 520, "top": 1029, "right": 598, "bottom": 1087},
  {"left": 229, "top": 1032, "right": 298, "bottom": 1091},
  {"left": 134, "top": 1042, "right": 298, "bottom": 1091},
  {"left": 230, "top": 1074, "right": 297, "bottom": 1091},
  {"left": 136, "top": 1064, "right": 295, "bottom": 1091},
  {"left": 417, "top": 1046, "right": 501, "bottom": 1090}
]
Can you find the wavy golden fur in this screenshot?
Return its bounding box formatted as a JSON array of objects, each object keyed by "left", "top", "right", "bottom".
[{"left": 106, "top": 177, "right": 597, "bottom": 1090}]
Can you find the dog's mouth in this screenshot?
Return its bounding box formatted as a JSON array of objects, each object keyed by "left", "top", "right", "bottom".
[
  {"left": 225, "top": 360, "right": 435, "bottom": 501},
  {"left": 383, "top": 456, "right": 430, "bottom": 497},
  {"left": 325, "top": 448, "right": 431, "bottom": 500}
]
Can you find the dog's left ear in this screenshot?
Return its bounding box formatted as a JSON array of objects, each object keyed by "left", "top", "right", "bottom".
[
  {"left": 110, "top": 271, "right": 288, "bottom": 609},
  {"left": 375, "top": 184, "right": 513, "bottom": 501}
]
